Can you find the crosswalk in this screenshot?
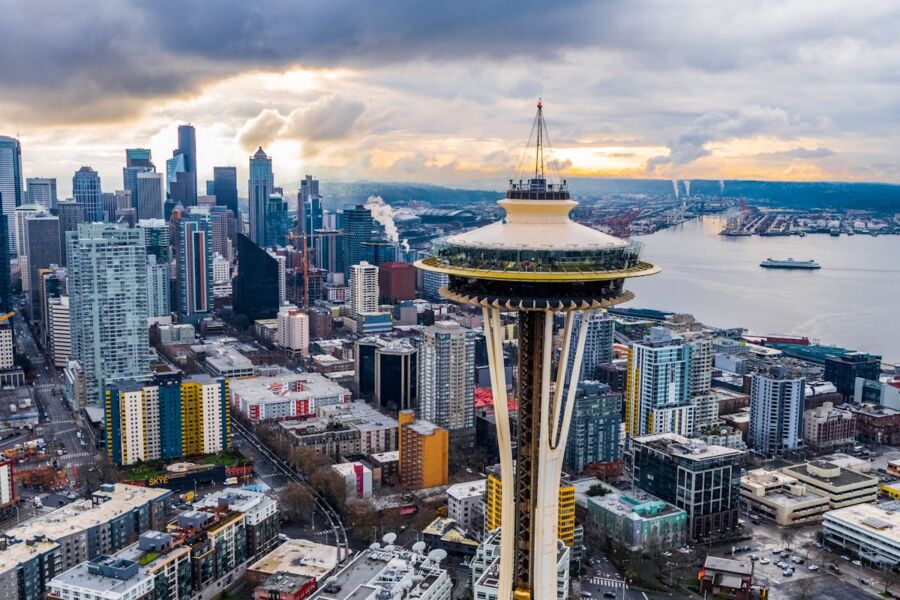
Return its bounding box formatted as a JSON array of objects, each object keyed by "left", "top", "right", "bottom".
[{"left": 590, "top": 577, "right": 627, "bottom": 589}]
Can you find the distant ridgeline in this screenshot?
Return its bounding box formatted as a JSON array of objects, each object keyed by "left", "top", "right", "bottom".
[{"left": 308, "top": 179, "right": 900, "bottom": 212}]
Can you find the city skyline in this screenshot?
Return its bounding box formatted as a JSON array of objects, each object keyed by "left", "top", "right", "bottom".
[{"left": 4, "top": 2, "right": 900, "bottom": 195}]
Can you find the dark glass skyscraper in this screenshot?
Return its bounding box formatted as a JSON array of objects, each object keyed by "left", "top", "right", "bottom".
[
  {"left": 126, "top": 148, "right": 153, "bottom": 168},
  {"left": 0, "top": 136, "right": 24, "bottom": 255},
  {"left": 25, "top": 214, "right": 61, "bottom": 319},
  {"left": 299, "top": 174, "right": 322, "bottom": 241},
  {"left": 248, "top": 148, "right": 273, "bottom": 247},
  {"left": 167, "top": 125, "right": 197, "bottom": 206},
  {"left": 265, "top": 193, "right": 289, "bottom": 248},
  {"left": 212, "top": 167, "right": 238, "bottom": 216},
  {"left": 233, "top": 234, "right": 279, "bottom": 321},
  {"left": 72, "top": 166, "right": 103, "bottom": 222},
  {"left": 341, "top": 204, "right": 373, "bottom": 281}
]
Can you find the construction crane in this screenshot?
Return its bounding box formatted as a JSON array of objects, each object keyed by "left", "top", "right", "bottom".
[
  {"left": 0, "top": 312, "right": 14, "bottom": 324},
  {"left": 288, "top": 231, "right": 345, "bottom": 309}
]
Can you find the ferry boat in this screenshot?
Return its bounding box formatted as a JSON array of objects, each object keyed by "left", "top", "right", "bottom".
[{"left": 760, "top": 258, "right": 821, "bottom": 270}]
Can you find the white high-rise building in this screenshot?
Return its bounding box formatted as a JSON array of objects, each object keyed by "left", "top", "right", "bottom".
[
  {"left": 686, "top": 336, "right": 717, "bottom": 432},
  {"left": 749, "top": 366, "right": 805, "bottom": 456},
  {"left": 0, "top": 324, "right": 13, "bottom": 370},
  {"left": 48, "top": 296, "right": 72, "bottom": 368},
  {"left": 349, "top": 261, "right": 378, "bottom": 316},
  {"left": 625, "top": 327, "right": 694, "bottom": 437},
  {"left": 567, "top": 311, "right": 614, "bottom": 383},
  {"left": 67, "top": 223, "right": 150, "bottom": 404},
  {"left": 212, "top": 252, "right": 232, "bottom": 297},
  {"left": 277, "top": 306, "right": 309, "bottom": 356},
  {"left": 419, "top": 321, "right": 475, "bottom": 431},
  {"left": 267, "top": 251, "right": 287, "bottom": 304},
  {"left": 146, "top": 254, "right": 170, "bottom": 319}
]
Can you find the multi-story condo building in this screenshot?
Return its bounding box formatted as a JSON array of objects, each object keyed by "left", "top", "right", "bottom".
[
  {"left": 276, "top": 307, "right": 309, "bottom": 356},
  {"left": 212, "top": 253, "right": 231, "bottom": 298},
  {"left": 629, "top": 433, "right": 743, "bottom": 541},
  {"left": 47, "top": 296, "right": 71, "bottom": 368},
  {"left": 67, "top": 223, "right": 150, "bottom": 403},
  {"left": 748, "top": 366, "right": 805, "bottom": 456},
  {"left": 2, "top": 484, "right": 171, "bottom": 576},
  {"left": 279, "top": 401, "right": 397, "bottom": 459},
  {"left": 485, "top": 466, "right": 576, "bottom": 549},
  {"left": 398, "top": 410, "right": 448, "bottom": 489},
  {"left": 625, "top": 327, "right": 693, "bottom": 437},
  {"left": 564, "top": 381, "right": 622, "bottom": 474},
  {"left": 803, "top": 402, "right": 857, "bottom": 451},
  {"left": 105, "top": 374, "right": 230, "bottom": 465},
  {"left": 349, "top": 261, "right": 378, "bottom": 316},
  {"left": 471, "top": 529, "right": 568, "bottom": 600},
  {"left": 230, "top": 371, "right": 350, "bottom": 423},
  {"left": 418, "top": 321, "right": 475, "bottom": 432},
  {"left": 567, "top": 312, "right": 614, "bottom": 382},
  {"left": 192, "top": 489, "right": 278, "bottom": 560},
  {"left": 447, "top": 480, "right": 486, "bottom": 535},
  {"left": 146, "top": 255, "right": 171, "bottom": 318},
  {"left": 176, "top": 212, "right": 214, "bottom": 324}
]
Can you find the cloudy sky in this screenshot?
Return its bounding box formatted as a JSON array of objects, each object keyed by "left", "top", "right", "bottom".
[{"left": 4, "top": 0, "right": 900, "bottom": 197}]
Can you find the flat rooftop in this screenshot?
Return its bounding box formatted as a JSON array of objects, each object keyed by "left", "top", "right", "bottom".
[
  {"left": 0, "top": 539, "right": 60, "bottom": 573},
  {"left": 50, "top": 559, "right": 152, "bottom": 594},
  {"left": 6, "top": 484, "right": 169, "bottom": 542},
  {"left": 281, "top": 402, "right": 397, "bottom": 436},
  {"left": 249, "top": 539, "right": 339, "bottom": 580},
  {"left": 231, "top": 371, "right": 350, "bottom": 403},
  {"left": 633, "top": 432, "right": 743, "bottom": 461},
  {"left": 782, "top": 461, "right": 878, "bottom": 488},
  {"left": 446, "top": 479, "right": 486, "bottom": 500},
  {"left": 824, "top": 502, "right": 900, "bottom": 536}
]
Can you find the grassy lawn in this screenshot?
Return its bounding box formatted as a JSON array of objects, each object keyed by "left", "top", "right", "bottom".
[
  {"left": 124, "top": 463, "right": 163, "bottom": 480},
  {"left": 198, "top": 449, "right": 248, "bottom": 468},
  {"left": 137, "top": 552, "right": 160, "bottom": 566}
]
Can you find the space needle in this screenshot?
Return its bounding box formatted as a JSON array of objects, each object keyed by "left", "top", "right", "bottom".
[{"left": 416, "top": 101, "right": 659, "bottom": 599}]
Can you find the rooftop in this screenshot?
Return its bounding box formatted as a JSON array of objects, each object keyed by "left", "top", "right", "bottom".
[
  {"left": 231, "top": 372, "right": 351, "bottom": 405},
  {"left": 824, "top": 502, "right": 900, "bottom": 539},
  {"left": 704, "top": 555, "right": 753, "bottom": 576},
  {"left": 50, "top": 556, "right": 152, "bottom": 594},
  {"left": 249, "top": 539, "right": 339, "bottom": 580},
  {"left": 281, "top": 402, "right": 397, "bottom": 437},
  {"left": 782, "top": 461, "right": 879, "bottom": 489},
  {"left": 632, "top": 432, "right": 744, "bottom": 461},
  {"left": 6, "top": 484, "right": 169, "bottom": 543},
  {"left": 446, "top": 479, "right": 486, "bottom": 501},
  {"left": 0, "top": 538, "right": 60, "bottom": 573}
]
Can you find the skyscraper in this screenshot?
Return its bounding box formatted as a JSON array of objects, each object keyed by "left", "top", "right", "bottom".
[
  {"left": 248, "top": 147, "right": 273, "bottom": 247},
  {"left": 176, "top": 212, "right": 214, "bottom": 324},
  {"left": 418, "top": 321, "right": 475, "bottom": 433},
  {"left": 349, "top": 261, "right": 379, "bottom": 316},
  {"left": 299, "top": 174, "right": 322, "bottom": 239},
  {"left": 137, "top": 218, "right": 170, "bottom": 264},
  {"left": 564, "top": 381, "right": 623, "bottom": 474},
  {"left": 0, "top": 136, "right": 23, "bottom": 255},
  {"left": 233, "top": 234, "right": 279, "bottom": 321},
  {"left": 125, "top": 148, "right": 153, "bottom": 168},
  {"left": 146, "top": 254, "right": 170, "bottom": 318},
  {"left": 749, "top": 366, "right": 805, "bottom": 456},
  {"left": 67, "top": 223, "right": 150, "bottom": 403},
  {"left": 566, "top": 311, "right": 614, "bottom": 384},
  {"left": 265, "top": 192, "right": 289, "bottom": 247},
  {"left": 25, "top": 213, "right": 60, "bottom": 320},
  {"left": 341, "top": 204, "right": 373, "bottom": 281},
  {"left": 26, "top": 178, "right": 57, "bottom": 209},
  {"left": 135, "top": 171, "right": 164, "bottom": 220},
  {"left": 0, "top": 217, "right": 10, "bottom": 312},
  {"left": 56, "top": 201, "right": 85, "bottom": 266},
  {"left": 72, "top": 166, "right": 103, "bottom": 222},
  {"left": 625, "top": 327, "right": 693, "bottom": 437},
  {"left": 212, "top": 166, "right": 238, "bottom": 216},
  {"left": 166, "top": 125, "right": 197, "bottom": 207}
]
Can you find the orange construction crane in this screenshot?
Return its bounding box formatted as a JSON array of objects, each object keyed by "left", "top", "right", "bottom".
[{"left": 0, "top": 312, "right": 14, "bottom": 324}]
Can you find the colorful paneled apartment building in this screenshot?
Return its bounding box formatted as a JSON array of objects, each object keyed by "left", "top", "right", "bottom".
[{"left": 106, "top": 374, "right": 230, "bottom": 465}]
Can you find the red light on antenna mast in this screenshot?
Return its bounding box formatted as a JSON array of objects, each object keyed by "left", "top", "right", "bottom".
[{"left": 537, "top": 99, "right": 542, "bottom": 109}]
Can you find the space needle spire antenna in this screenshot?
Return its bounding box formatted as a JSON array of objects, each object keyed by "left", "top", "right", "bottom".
[{"left": 417, "top": 102, "right": 659, "bottom": 599}]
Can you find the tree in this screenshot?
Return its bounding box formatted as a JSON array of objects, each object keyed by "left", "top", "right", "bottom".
[
  {"left": 309, "top": 467, "right": 347, "bottom": 514},
  {"left": 345, "top": 501, "right": 380, "bottom": 540},
  {"left": 883, "top": 564, "right": 900, "bottom": 595},
  {"left": 586, "top": 483, "right": 609, "bottom": 497},
  {"left": 794, "top": 574, "right": 817, "bottom": 600},
  {"left": 780, "top": 530, "right": 793, "bottom": 551},
  {"left": 279, "top": 483, "right": 315, "bottom": 524}
]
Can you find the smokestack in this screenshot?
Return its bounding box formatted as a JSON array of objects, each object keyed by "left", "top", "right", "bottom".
[{"left": 365, "top": 195, "right": 399, "bottom": 242}]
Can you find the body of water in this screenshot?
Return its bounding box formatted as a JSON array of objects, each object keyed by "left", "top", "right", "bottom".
[{"left": 624, "top": 216, "right": 900, "bottom": 363}]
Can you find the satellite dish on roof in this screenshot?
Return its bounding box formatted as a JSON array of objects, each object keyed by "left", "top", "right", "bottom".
[
  {"left": 369, "top": 543, "right": 381, "bottom": 550},
  {"left": 412, "top": 541, "right": 427, "bottom": 554},
  {"left": 428, "top": 549, "right": 448, "bottom": 563},
  {"left": 382, "top": 532, "right": 397, "bottom": 545}
]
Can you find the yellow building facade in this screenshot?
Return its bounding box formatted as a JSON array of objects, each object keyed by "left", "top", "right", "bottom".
[{"left": 485, "top": 474, "right": 576, "bottom": 547}]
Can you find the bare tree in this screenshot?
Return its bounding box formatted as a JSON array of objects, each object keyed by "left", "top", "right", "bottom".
[{"left": 279, "top": 483, "right": 315, "bottom": 524}]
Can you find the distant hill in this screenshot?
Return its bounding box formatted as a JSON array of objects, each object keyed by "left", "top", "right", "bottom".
[{"left": 307, "top": 178, "right": 900, "bottom": 212}]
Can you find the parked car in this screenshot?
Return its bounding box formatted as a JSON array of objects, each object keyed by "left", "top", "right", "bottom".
[
  {"left": 852, "top": 560, "right": 862, "bottom": 567},
  {"left": 860, "top": 578, "right": 870, "bottom": 586},
  {"left": 808, "top": 565, "right": 819, "bottom": 572},
  {"left": 783, "top": 570, "right": 793, "bottom": 577},
  {"left": 760, "top": 559, "right": 771, "bottom": 565}
]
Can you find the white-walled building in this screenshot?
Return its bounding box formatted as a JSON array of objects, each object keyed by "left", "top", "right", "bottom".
[
  {"left": 349, "top": 261, "right": 378, "bottom": 316},
  {"left": 0, "top": 323, "right": 13, "bottom": 370},
  {"left": 212, "top": 253, "right": 231, "bottom": 298},
  {"left": 48, "top": 296, "right": 71, "bottom": 368},
  {"left": 749, "top": 366, "right": 805, "bottom": 455},
  {"left": 332, "top": 461, "right": 373, "bottom": 499},
  {"left": 277, "top": 306, "right": 309, "bottom": 356},
  {"left": 447, "top": 479, "right": 486, "bottom": 534}
]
